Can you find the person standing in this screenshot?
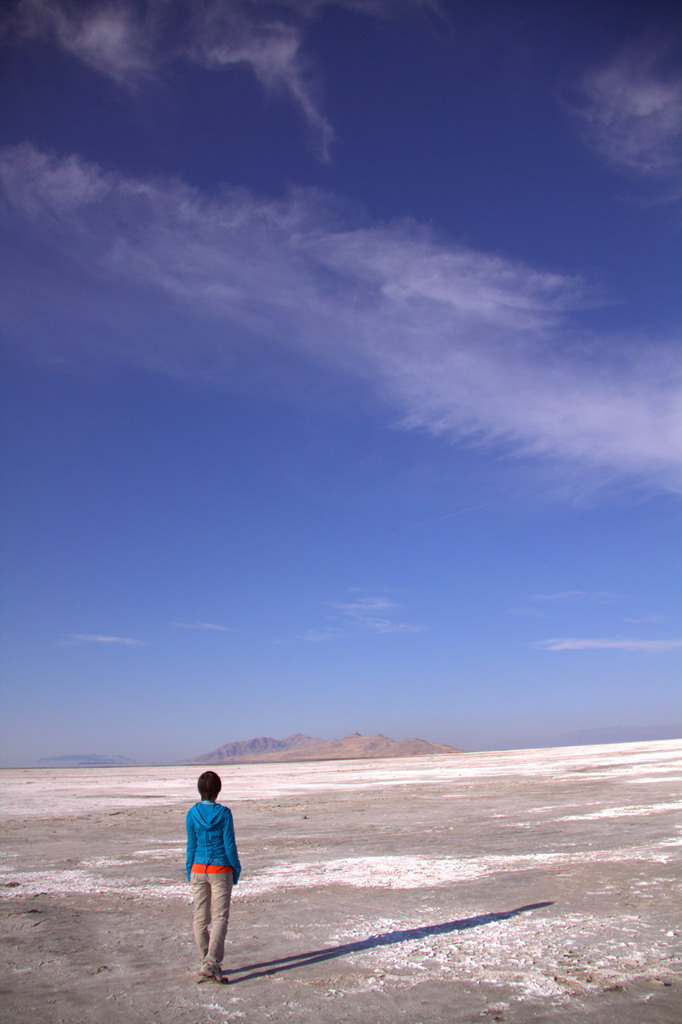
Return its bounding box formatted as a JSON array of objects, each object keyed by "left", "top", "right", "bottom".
[{"left": 186, "top": 770, "right": 241, "bottom": 983}]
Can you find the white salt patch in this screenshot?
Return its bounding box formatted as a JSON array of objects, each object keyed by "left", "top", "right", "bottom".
[
  {"left": 79, "top": 848, "right": 182, "bottom": 869},
  {"left": 6, "top": 841, "right": 675, "bottom": 902},
  {"left": 131, "top": 848, "right": 184, "bottom": 858},
  {"left": 628, "top": 775, "right": 682, "bottom": 784},
  {"left": 81, "top": 857, "right": 133, "bottom": 868},
  {"left": 527, "top": 802, "right": 603, "bottom": 813},
  {"left": 0, "top": 867, "right": 188, "bottom": 900},
  {"left": 559, "top": 801, "right": 682, "bottom": 820},
  {"left": 239, "top": 845, "right": 678, "bottom": 897}
]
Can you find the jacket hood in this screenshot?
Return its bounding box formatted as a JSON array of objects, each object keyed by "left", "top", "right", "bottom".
[{"left": 188, "top": 801, "right": 229, "bottom": 830}]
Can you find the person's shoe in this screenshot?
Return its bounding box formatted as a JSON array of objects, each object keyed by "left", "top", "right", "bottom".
[{"left": 199, "top": 963, "right": 225, "bottom": 983}]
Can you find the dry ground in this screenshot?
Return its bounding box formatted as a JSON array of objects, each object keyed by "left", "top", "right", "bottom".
[{"left": 1, "top": 740, "right": 681, "bottom": 1023}]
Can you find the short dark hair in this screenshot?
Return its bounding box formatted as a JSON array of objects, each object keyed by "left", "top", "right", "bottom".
[{"left": 197, "top": 771, "right": 222, "bottom": 801}]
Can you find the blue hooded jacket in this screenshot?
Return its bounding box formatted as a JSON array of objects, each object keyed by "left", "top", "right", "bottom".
[{"left": 185, "top": 801, "right": 241, "bottom": 884}]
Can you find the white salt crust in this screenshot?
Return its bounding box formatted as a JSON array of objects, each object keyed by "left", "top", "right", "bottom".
[
  {"left": 0, "top": 843, "right": 676, "bottom": 901},
  {"left": 558, "top": 801, "right": 682, "bottom": 820},
  {"left": 1, "top": 741, "right": 680, "bottom": 1006},
  {"left": 2, "top": 739, "right": 681, "bottom": 819}
]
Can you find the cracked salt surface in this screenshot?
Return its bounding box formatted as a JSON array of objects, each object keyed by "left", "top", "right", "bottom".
[{"left": 326, "top": 910, "right": 674, "bottom": 1001}]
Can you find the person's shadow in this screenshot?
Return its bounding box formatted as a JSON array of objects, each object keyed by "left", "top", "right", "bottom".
[{"left": 228, "top": 902, "right": 554, "bottom": 983}]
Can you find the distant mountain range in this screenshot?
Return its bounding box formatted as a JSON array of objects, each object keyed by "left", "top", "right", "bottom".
[
  {"left": 192, "top": 732, "right": 462, "bottom": 763},
  {"left": 559, "top": 725, "right": 682, "bottom": 745},
  {"left": 38, "top": 753, "right": 135, "bottom": 766}
]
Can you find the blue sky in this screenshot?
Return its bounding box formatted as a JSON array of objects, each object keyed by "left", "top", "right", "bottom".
[{"left": 0, "top": 0, "right": 680, "bottom": 765}]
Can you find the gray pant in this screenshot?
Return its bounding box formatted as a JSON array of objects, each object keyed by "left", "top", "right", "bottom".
[{"left": 190, "top": 872, "right": 234, "bottom": 969}]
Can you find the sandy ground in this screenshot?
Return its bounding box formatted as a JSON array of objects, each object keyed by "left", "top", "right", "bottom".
[{"left": 1, "top": 740, "right": 681, "bottom": 1024}]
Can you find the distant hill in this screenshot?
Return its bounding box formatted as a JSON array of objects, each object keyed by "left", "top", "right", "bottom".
[
  {"left": 38, "top": 753, "right": 135, "bottom": 766},
  {"left": 193, "top": 732, "right": 462, "bottom": 763},
  {"left": 560, "top": 725, "right": 682, "bottom": 746}
]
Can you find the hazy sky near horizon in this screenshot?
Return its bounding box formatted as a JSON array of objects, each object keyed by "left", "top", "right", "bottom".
[{"left": 1, "top": 0, "right": 681, "bottom": 765}]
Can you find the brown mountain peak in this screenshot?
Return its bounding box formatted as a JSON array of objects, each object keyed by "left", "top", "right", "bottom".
[{"left": 193, "top": 732, "right": 463, "bottom": 764}]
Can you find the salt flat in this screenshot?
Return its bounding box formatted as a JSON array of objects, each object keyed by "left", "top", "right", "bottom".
[{"left": 1, "top": 740, "right": 680, "bottom": 1023}]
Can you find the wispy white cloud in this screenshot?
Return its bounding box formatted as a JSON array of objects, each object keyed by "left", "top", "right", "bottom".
[
  {"left": 535, "top": 637, "right": 682, "bottom": 653},
  {"left": 60, "top": 633, "right": 147, "bottom": 647},
  {"left": 509, "top": 589, "right": 622, "bottom": 617},
  {"left": 173, "top": 622, "right": 233, "bottom": 632},
  {"left": 1, "top": 144, "right": 681, "bottom": 494},
  {"left": 4, "top": 0, "right": 155, "bottom": 83},
  {"left": 2, "top": 0, "right": 433, "bottom": 158},
  {"left": 531, "top": 591, "right": 621, "bottom": 603},
  {"left": 506, "top": 607, "right": 548, "bottom": 619},
  {"left": 357, "top": 618, "right": 424, "bottom": 635},
  {"left": 328, "top": 595, "right": 424, "bottom": 634},
  {"left": 297, "top": 628, "right": 345, "bottom": 643},
  {"left": 330, "top": 596, "right": 398, "bottom": 617},
  {"left": 574, "top": 47, "right": 682, "bottom": 194},
  {"left": 2, "top": 0, "right": 328, "bottom": 150},
  {"left": 0, "top": 145, "right": 107, "bottom": 213},
  {"left": 185, "top": 9, "right": 332, "bottom": 160},
  {"left": 297, "top": 593, "right": 423, "bottom": 640}
]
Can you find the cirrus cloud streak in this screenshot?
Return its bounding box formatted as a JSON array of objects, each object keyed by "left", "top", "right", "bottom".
[
  {"left": 535, "top": 637, "right": 682, "bottom": 653},
  {"left": 59, "top": 633, "right": 148, "bottom": 647},
  {"left": 2, "top": 0, "right": 435, "bottom": 159},
  {"left": 1, "top": 143, "right": 681, "bottom": 494},
  {"left": 173, "top": 622, "right": 233, "bottom": 632}
]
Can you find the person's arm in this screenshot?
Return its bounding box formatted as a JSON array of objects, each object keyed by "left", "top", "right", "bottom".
[
  {"left": 222, "top": 808, "right": 241, "bottom": 884},
  {"left": 185, "top": 809, "right": 197, "bottom": 882}
]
